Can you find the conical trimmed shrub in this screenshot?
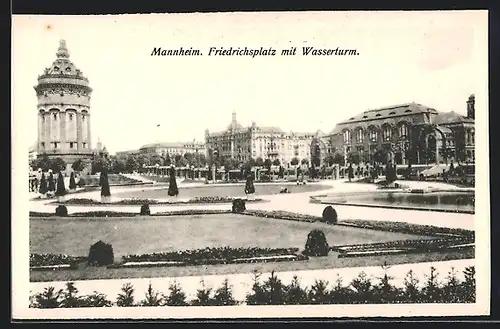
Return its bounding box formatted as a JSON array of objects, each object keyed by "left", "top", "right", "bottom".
[
  {"left": 303, "top": 229, "right": 329, "bottom": 257},
  {"left": 47, "top": 172, "right": 55, "bottom": 192},
  {"left": 322, "top": 206, "right": 338, "bottom": 224},
  {"left": 168, "top": 166, "right": 179, "bottom": 197},
  {"left": 100, "top": 171, "right": 111, "bottom": 198},
  {"left": 87, "top": 241, "right": 114, "bottom": 266},
  {"left": 55, "top": 172, "right": 67, "bottom": 197},
  {"left": 245, "top": 173, "right": 255, "bottom": 194},
  {"left": 39, "top": 173, "right": 48, "bottom": 195},
  {"left": 69, "top": 172, "right": 77, "bottom": 190}
]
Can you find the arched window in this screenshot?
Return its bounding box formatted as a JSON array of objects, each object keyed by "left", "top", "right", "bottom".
[
  {"left": 399, "top": 123, "right": 408, "bottom": 138},
  {"left": 343, "top": 130, "right": 351, "bottom": 144},
  {"left": 356, "top": 128, "right": 364, "bottom": 144},
  {"left": 369, "top": 129, "right": 379, "bottom": 142},
  {"left": 53, "top": 113, "right": 57, "bottom": 120},
  {"left": 471, "top": 130, "right": 475, "bottom": 144},
  {"left": 383, "top": 125, "right": 392, "bottom": 141}
]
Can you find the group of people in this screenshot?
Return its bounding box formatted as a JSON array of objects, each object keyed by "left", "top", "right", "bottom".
[{"left": 29, "top": 175, "right": 39, "bottom": 193}]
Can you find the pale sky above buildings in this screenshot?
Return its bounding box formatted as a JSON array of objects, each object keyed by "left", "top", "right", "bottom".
[{"left": 12, "top": 11, "right": 487, "bottom": 154}]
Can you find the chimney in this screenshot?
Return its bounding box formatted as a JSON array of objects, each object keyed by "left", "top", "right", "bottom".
[{"left": 467, "top": 94, "right": 475, "bottom": 119}]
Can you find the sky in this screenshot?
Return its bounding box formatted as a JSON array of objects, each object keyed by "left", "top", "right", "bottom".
[{"left": 12, "top": 11, "right": 488, "bottom": 154}]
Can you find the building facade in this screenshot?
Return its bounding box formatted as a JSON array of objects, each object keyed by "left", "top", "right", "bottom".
[
  {"left": 324, "top": 95, "right": 476, "bottom": 166},
  {"left": 138, "top": 141, "right": 205, "bottom": 156},
  {"left": 205, "top": 112, "right": 319, "bottom": 166},
  {"left": 34, "top": 40, "right": 94, "bottom": 169}
]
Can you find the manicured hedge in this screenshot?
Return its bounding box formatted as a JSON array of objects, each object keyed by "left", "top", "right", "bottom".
[
  {"left": 140, "top": 204, "right": 151, "bottom": 216},
  {"left": 321, "top": 206, "right": 337, "bottom": 224},
  {"left": 232, "top": 199, "right": 246, "bottom": 213},
  {"left": 303, "top": 230, "right": 329, "bottom": 256},
  {"left": 55, "top": 205, "right": 68, "bottom": 216}
]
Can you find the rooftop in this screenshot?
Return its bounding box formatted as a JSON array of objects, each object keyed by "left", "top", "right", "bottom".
[
  {"left": 35, "top": 40, "right": 91, "bottom": 90},
  {"left": 338, "top": 102, "right": 437, "bottom": 124},
  {"left": 434, "top": 111, "right": 475, "bottom": 125},
  {"left": 140, "top": 141, "right": 205, "bottom": 150}
]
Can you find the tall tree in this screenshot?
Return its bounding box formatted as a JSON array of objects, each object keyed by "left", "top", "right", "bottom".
[
  {"left": 255, "top": 157, "right": 264, "bottom": 167},
  {"left": 168, "top": 166, "right": 179, "bottom": 196},
  {"left": 332, "top": 153, "right": 344, "bottom": 166},
  {"left": 71, "top": 159, "right": 85, "bottom": 172},
  {"left": 263, "top": 158, "right": 272, "bottom": 171}
]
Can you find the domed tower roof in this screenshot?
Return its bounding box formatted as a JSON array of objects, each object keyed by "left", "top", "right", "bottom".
[{"left": 34, "top": 39, "right": 92, "bottom": 95}]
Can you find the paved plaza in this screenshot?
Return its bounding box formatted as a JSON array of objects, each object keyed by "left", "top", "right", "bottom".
[{"left": 29, "top": 178, "right": 474, "bottom": 231}]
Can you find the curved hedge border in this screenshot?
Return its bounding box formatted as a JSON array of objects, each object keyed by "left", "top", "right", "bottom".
[
  {"left": 52, "top": 196, "right": 265, "bottom": 206},
  {"left": 30, "top": 209, "right": 233, "bottom": 218},
  {"left": 241, "top": 209, "right": 320, "bottom": 222}
]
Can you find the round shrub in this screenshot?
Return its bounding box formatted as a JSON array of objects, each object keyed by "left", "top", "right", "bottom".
[
  {"left": 88, "top": 241, "right": 114, "bottom": 266},
  {"left": 55, "top": 205, "right": 68, "bottom": 217},
  {"left": 303, "top": 229, "right": 329, "bottom": 257},
  {"left": 140, "top": 204, "right": 151, "bottom": 216},
  {"left": 232, "top": 198, "right": 246, "bottom": 213},
  {"left": 322, "top": 206, "right": 338, "bottom": 224}
]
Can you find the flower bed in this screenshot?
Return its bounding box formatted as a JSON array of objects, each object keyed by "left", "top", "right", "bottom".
[
  {"left": 111, "top": 254, "right": 308, "bottom": 269},
  {"left": 71, "top": 211, "right": 140, "bottom": 217},
  {"left": 30, "top": 209, "right": 234, "bottom": 218},
  {"left": 332, "top": 237, "right": 472, "bottom": 252},
  {"left": 153, "top": 209, "right": 232, "bottom": 216},
  {"left": 338, "top": 219, "right": 474, "bottom": 239},
  {"left": 54, "top": 196, "right": 264, "bottom": 206},
  {"left": 338, "top": 244, "right": 475, "bottom": 258},
  {"left": 30, "top": 253, "right": 86, "bottom": 268},
  {"left": 121, "top": 247, "right": 301, "bottom": 263},
  {"left": 30, "top": 264, "right": 73, "bottom": 271},
  {"left": 242, "top": 209, "right": 320, "bottom": 222}
]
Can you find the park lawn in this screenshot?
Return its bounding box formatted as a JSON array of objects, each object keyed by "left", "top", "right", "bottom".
[
  {"left": 30, "top": 214, "right": 432, "bottom": 259},
  {"left": 30, "top": 249, "right": 473, "bottom": 283},
  {"left": 112, "top": 183, "right": 331, "bottom": 199}
]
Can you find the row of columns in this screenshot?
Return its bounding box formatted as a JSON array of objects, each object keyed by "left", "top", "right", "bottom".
[{"left": 38, "top": 110, "right": 91, "bottom": 153}]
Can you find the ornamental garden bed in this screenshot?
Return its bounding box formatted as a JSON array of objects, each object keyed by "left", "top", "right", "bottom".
[
  {"left": 121, "top": 247, "right": 300, "bottom": 263},
  {"left": 52, "top": 196, "right": 265, "bottom": 206},
  {"left": 30, "top": 253, "right": 87, "bottom": 270},
  {"left": 30, "top": 209, "right": 233, "bottom": 218},
  {"left": 30, "top": 247, "right": 308, "bottom": 270},
  {"left": 241, "top": 209, "right": 320, "bottom": 223},
  {"left": 29, "top": 208, "right": 474, "bottom": 278}
]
